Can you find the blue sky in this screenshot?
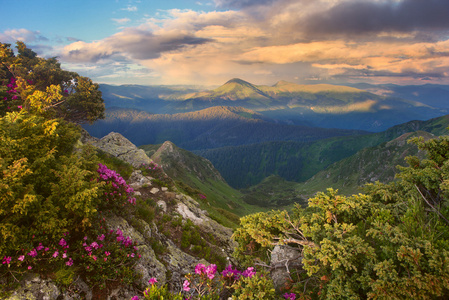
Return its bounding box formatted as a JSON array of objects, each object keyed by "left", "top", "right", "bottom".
[{"left": 1, "top": 0, "right": 449, "bottom": 86}]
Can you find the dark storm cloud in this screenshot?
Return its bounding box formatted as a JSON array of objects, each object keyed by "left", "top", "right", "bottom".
[
  {"left": 214, "top": 0, "right": 277, "bottom": 9},
  {"left": 302, "top": 0, "right": 449, "bottom": 36}
]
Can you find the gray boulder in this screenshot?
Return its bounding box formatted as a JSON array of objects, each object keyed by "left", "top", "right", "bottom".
[{"left": 270, "top": 245, "right": 303, "bottom": 292}]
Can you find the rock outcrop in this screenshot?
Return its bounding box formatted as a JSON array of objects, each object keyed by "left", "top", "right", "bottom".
[{"left": 83, "top": 131, "right": 153, "bottom": 167}]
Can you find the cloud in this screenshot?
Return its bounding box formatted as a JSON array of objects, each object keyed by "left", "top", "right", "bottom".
[
  {"left": 67, "top": 37, "right": 82, "bottom": 42},
  {"left": 302, "top": 0, "right": 449, "bottom": 37},
  {"left": 122, "top": 5, "right": 138, "bottom": 12},
  {"left": 112, "top": 18, "right": 131, "bottom": 25},
  {"left": 60, "top": 26, "right": 213, "bottom": 63},
  {"left": 214, "top": 0, "right": 277, "bottom": 8},
  {"left": 107, "top": 28, "right": 213, "bottom": 60},
  {"left": 61, "top": 41, "right": 117, "bottom": 63},
  {"left": 0, "top": 29, "right": 48, "bottom": 44},
  {"left": 237, "top": 39, "right": 449, "bottom": 79}
]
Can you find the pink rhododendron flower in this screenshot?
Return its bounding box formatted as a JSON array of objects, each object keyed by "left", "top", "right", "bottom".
[
  {"left": 148, "top": 277, "right": 157, "bottom": 285},
  {"left": 59, "top": 238, "right": 67, "bottom": 247},
  {"left": 283, "top": 293, "right": 296, "bottom": 300},
  {"left": 242, "top": 267, "right": 256, "bottom": 278},
  {"left": 183, "top": 280, "right": 190, "bottom": 292},
  {"left": 2, "top": 256, "right": 11, "bottom": 264},
  {"left": 66, "top": 258, "right": 73, "bottom": 266},
  {"left": 195, "top": 263, "right": 205, "bottom": 274},
  {"left": 205, "top": 264, "right": 217, "bottom": 279}
]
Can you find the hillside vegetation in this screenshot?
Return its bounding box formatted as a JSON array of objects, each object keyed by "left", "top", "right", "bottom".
[
  {"left": 295, "top": 131, "right": 434, "bottom": 196},
  {"left": 140, "top": 141, "right": 266, "bottom": 225}
]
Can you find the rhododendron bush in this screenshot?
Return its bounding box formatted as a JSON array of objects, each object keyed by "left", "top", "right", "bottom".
[{"left": 132, "top": 263, "right": 276, "bottom": 300}]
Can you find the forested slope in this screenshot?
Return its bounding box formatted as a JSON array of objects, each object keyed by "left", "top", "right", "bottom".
[{"left": 197, "top": 114, "right": 449, "bottom": 188}]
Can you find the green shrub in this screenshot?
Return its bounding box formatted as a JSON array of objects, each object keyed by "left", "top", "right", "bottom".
[
  {"left": 0, "top": 111, "right": 102, "bottom": 255},
  {"left": 231, "top": 271, "right": 276, "bottom": 300},
  {"left": 136, "top": 201, "right": 156, "bottom": 223},
  {"left": 54, "top": 267, "right": 76, "bottom": 286}
]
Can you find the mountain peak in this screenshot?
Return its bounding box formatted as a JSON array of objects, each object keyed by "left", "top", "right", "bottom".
[
  {"left": 224, "top": 78, "right": 252, "bottom": 86},
  {"left": 210, "top": 78, "right": 271, "bottom": 100},
  {"left": 273, "top": 80, "right": 293, "bottom": 87}
]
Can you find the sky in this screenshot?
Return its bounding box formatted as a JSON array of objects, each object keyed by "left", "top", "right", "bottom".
[{"left": 1, "top": 0, "right": 449, "bottom": 86}]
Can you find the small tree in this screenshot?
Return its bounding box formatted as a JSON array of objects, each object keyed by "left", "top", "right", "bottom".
[{"left": 0, "top": 42, "right": 104, "bottom": 124}]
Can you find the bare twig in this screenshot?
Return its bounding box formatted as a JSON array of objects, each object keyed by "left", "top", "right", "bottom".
[
  {"left": 273, "top": 237, "right": 319, "bottom": 248},
  {"left": 415, "top": 185, "right": 449, "bottom": 225}
]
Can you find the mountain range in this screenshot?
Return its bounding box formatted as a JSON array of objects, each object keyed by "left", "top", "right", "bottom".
[
  {"left": 98, "top": 78, "right": 448, "bottom": 132},
  {"left": 83, "top": 79, "right": 449, "bottom": 193},
  {"left": 137, "top": 114, "right": 448, "bottom": 210}
]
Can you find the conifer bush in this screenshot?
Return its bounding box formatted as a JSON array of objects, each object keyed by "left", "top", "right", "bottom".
[{"left": 232, "top": 136, "right": 449, "bottom": 299}]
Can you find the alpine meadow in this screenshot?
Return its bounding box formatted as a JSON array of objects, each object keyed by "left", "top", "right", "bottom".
[{"left": 2, "top": 0, "right": 449, "bottom": 299}]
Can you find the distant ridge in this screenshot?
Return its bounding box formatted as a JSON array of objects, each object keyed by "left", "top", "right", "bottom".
[{"left": 84, "top": 105, "right": 366, "bottom": 150}]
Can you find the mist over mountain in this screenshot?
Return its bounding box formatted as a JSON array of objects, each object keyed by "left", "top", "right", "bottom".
[{"left": 348, "top": 83, "right": 449, "bottom": 109}]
